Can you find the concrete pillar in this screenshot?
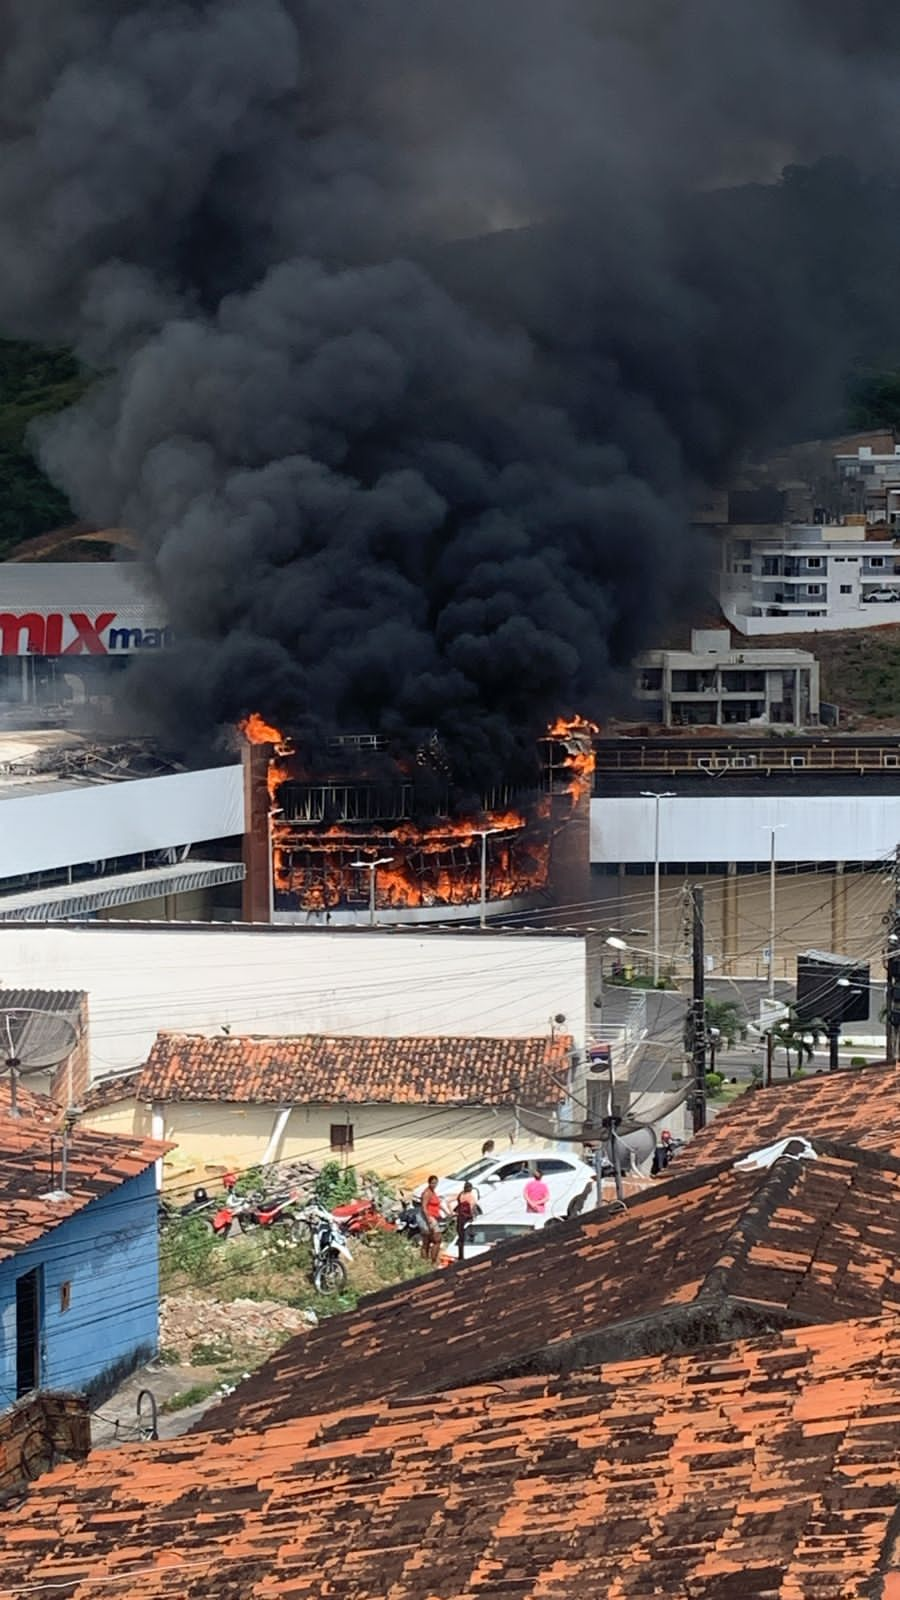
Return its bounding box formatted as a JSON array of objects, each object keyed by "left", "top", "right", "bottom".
[
  {"left": 242, "top": 744, "right": 273, "bottom": 923},
  {"left": 151, "top": 1103, "right": 165, "bottom": 1190}
]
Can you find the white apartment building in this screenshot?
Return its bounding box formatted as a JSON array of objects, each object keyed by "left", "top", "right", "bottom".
[
  {"left": 634, "top": 630, "right": 819, "bottom": 727},
  {"left": 719, "top": 522, "right": 900, "bottom": 636}
]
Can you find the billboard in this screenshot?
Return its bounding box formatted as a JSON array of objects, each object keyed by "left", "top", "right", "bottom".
[{"left": 796, "top": 950, "right": 871, "bottom": 1026}]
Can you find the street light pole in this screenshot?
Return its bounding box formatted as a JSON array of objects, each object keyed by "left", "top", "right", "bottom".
[
  {"left": 763, "top": 824, "right": 787, "bottom": 1000},
  {"left": 641, "top": 791, "right": 675, "bottom": 986},
  {"left": 350, "top": 857, "right": 394, "bottom": 927},
  {"left": 476, "top": 828, "right": 504, "bottom": 929}
]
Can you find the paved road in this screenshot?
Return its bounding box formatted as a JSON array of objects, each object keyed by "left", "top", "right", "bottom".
[{"left": 626, "top": 979, "right": 886, "bottom": 1101}]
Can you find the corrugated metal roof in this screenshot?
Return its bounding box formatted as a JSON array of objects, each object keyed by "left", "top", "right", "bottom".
[
  {"left": 0, "top": 861, "right": 245, "bottom": 922},
  {"left": 0, "top": 989, "right": 85, "bottom": 1013}
]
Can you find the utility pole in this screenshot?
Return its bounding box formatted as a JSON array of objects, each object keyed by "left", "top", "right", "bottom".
[
  {"left": 691, "top": 884, "right": 707, "bottom": 1133},
  {"left": 886, "top": 846, "right": 900, "bottom": 1066}
]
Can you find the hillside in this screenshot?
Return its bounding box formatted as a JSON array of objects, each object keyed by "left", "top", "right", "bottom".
[
  {"left": 763, "top": 623, "right": 900, "bottom": 727},
  {"left": 0, "top": 340, "right": 86, "bottom": 556}
]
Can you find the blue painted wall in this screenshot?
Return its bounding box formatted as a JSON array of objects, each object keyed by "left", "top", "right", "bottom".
[{"left": 0, "top": 1165, "right": 159, "bottom": 1407}]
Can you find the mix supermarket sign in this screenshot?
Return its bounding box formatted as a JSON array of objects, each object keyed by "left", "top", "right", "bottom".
[{"left": 0, "top": 611, "right": 173, "bottom": 655}]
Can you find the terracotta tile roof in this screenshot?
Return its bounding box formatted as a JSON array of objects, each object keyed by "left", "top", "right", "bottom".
[
  {"left": 82, "top": 1068, "right": 144, "bottom": 1113},
  {"left": 0, "top": 1112, "right": 169, "bottom": 1263},
  {"left": 203, "top": 1140, "right": 900, "bottom": 1434},
  {"left": 676, "top": 1061, "right": 900, "bottom": 1169},
  {"left": 127, "top": 1029, "right": 572, "bottom": 1107},
  {"left": 4, "top": 1315, "right": 900, "bottom": 1598}
]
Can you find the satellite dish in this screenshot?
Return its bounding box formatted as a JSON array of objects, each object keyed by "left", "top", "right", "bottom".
[{"left": 1, "top": 1009, "right": 79, "bottom": 1117}]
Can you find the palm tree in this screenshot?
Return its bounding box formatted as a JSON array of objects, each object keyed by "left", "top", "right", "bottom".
[
  {"left": 766, "top": 1005, "right": 825, "bottom": 1079},
  {"left": 704, "top": 997, "right": 745, "bottom": 1071}
]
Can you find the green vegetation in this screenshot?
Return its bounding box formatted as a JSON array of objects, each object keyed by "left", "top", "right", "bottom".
[
  {"left": 607, "top": 971, "right": 677, "bottom": 991},
  {"left": 0, "top": 339, "right": 89, "bottom": 554},
  {"left": 704, "top": 998, "right": 745, "bottom": 1049},
  {"left": 313, "top": 1160, "right": 359, "bottom": 1207},
  {"left": 158, "top": 1215, "right": 218, "bottom": 1284},
  {"left": 848, "top": 368, "right": 900, "bottom": 434},
  {"left": 764, "top": 1005, "right": 825, "bottom": 1079},
  {"left": 158, "top": 1209, "right": 428, "bottom": 1313},
  {"left": 161, "top": 1380, "right": 222, "bottom": 1414}
]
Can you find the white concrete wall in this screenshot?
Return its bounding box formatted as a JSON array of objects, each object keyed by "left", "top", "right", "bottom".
[
  {"left": 0, "top": 764, "right": 243, "bottom": 878},
  {"left": 0, "top": 926, "right": 587, "bottom": 1075},
  {"left": 591, "top": 795, "right": 900, "bottom": 865},
  {"left": 722, "top": 599, "right": 900, "bottom": 635}
]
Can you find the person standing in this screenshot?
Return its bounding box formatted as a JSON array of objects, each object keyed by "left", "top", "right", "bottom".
[
  {"left": 453, "top": 1180, "right": 478, "bottom": 1261},
  {"left": 524, "top": 1166, "right": 550, "bottom": 1216},
  {"left": 419, "top": 1175, "right": 445, "bottom": 1264}
]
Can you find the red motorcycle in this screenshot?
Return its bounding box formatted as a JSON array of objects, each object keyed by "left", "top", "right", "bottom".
[{"left": 331, "top": 1197, "right": 394, "bottom": 1236}]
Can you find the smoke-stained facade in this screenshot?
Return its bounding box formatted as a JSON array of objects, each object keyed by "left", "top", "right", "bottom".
[{"left": 3, "top": 4, "right": 900, "bottom": 785}]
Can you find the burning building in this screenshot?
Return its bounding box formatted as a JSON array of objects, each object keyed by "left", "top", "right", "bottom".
[{"left": 241, "top": 716, "right": 594, "bottom": 925}]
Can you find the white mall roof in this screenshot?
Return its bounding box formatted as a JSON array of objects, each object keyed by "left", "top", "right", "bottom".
[{"left": 0, "top": 762, "right": 243, "bottom": 879}]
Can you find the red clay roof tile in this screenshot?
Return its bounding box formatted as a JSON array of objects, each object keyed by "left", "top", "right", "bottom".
[
  {"left": 123, "top": 1030, "right": 572, "bottom": 1107},
  {"left": 202, "top": 1141, "right": 900, "bottom": 1434},
  {"left": 674, "top": 1062, "right": 900, "bottom": 1170},
  {"left": 3, "top": 1316, "right": 900, "bottom": 1598},
  {"left": 0, "top": 1112, "right": 169, "bottom": 1262}
]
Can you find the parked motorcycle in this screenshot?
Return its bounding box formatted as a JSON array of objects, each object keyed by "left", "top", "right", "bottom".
[
  {"left": 331, "top": 1196, "right": 394, "bottom": 1236},
  {"left": 158, "top": 1185, "right": 214, "bottom": 1232},
  {"left": 239, "top": 1190, "right": 304, "bottom": 1232},
  {"left": 208, "top": 1190, "right": 254, "bottom": 1238},
  {"left": 392, "top": 1199, "right": 425, "bottom": 1242},
  {"left": 297, "top": 1205, "right": 354, "bottom": 1292}
]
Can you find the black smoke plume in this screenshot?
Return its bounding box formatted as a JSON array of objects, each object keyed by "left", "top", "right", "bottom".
[{"left": 3, "top": 1, "right": 900, "bottom": 786}]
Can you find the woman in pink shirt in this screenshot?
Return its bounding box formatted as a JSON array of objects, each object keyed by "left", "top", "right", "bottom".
[{"left": 524, "top": 1167, "right": 550, "bottom": 1214}]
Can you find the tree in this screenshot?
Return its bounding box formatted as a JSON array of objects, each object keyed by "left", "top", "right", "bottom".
[
  {"left": 704, "top": 997, "right": 745, "bottom": 1049},
  {"left": 704, "top": 996, "right": 746, "bottom": 1072},
  {"left": 0, "top": 338, "right": 90, "bottom": 555},
  {"left": 766, "top": 1005, "right": 825, "bottom": 1080},
  {"left": 848, "top": 367, "right": 900, "bottom": 434}
]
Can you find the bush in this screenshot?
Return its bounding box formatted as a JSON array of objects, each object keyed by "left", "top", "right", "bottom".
[
  {"left": 190, "top": 1339, "right": 235, "bottom": 1367},
  {"left": 705, "top": 1071, "right": 725, "bottom": 1097},
  {"left": 159, "top": 1216, "right": 217, "bottom": 1285},
  {"left": 161, "top": 1381, "right": 221, "bottom": 1414},
  {"left": 232, "top": 1165, "right": 264, "bottom": 1197},
  {"left": 850, "top": 1056, "right": 868, "bottom": 1067},
  {"left": 314, "top": 1161, "right": 358, "bottom": 1207}
]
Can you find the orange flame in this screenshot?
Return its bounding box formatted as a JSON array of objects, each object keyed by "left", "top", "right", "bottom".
[
  {"left": 241, "top": 712, "right": 284, "bottom": 746},
  {"left": 548, "top": 714, "right": 597, "bottom": 800},
  {"left": 246, "top": 711, "right": 594, "bottom": 912}
]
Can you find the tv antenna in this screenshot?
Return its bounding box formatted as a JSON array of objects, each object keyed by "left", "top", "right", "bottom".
[{"left": 2, "top": 1008, "right": 80, "bottom": 1118}]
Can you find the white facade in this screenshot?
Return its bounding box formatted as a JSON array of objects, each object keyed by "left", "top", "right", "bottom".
[
  {"left": 0, "top": 926, "right": 590, "bottom": 1075},
  {"left": 590, "top": 794, "right": 900, "bottom": 866},
  {"left": 0, "top": 764, "right": 243, "bottom": 881},
  {"left": 720, "top": 523, "right": 900, "bottom": 635},
  {"left": 0, "top": 564, "right": 168, "bottom": 655}
]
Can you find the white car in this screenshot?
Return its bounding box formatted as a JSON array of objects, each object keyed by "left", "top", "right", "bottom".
[
  {"left": 862, "top": 588, "right": 900, "bottom": 603},
  {"left": 420, "top": 1146, "right": 596, "bottom": 1220},
  {"left": 442, "top": 1218, "right": 542, "bottom": 1263}
]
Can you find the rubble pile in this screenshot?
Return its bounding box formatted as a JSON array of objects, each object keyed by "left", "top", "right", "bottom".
[{"left": 161, "top": 1294, "right": 315, "bottom": 1363}]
